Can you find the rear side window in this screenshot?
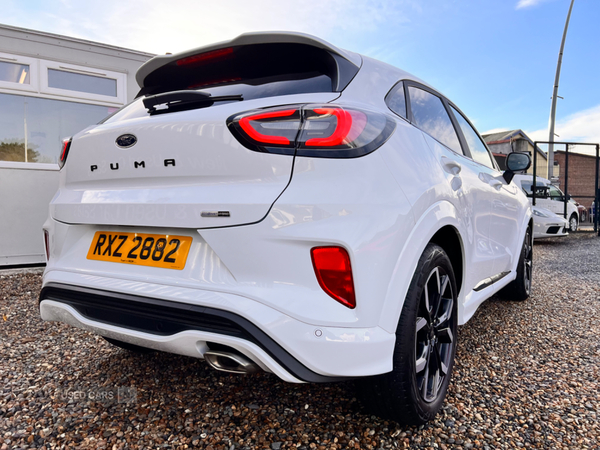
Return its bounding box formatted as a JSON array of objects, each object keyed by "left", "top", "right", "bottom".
[
  {"left": 408, "top": 86, "right": 462, "bottom": 154},
  {"left": 450, "top": 105, "right": 495, "bottom": 169},
  {"left": 386, "top": 81, "right": 407, "bottom": 119}
]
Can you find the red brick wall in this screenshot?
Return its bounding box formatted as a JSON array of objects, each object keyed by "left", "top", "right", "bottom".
[{"left": 554, "top": 151, "right": 599, "bottom": 208}]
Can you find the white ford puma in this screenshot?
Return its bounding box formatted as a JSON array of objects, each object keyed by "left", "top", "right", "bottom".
[{"left": 39, "top": 32, "right": 533, "bottom": 424}]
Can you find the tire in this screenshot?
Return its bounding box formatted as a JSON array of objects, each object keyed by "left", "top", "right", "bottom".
[
  {"left": 499, "top": 226, "right": 532, "bottom": 301},
  {"left": 103, "top": 337, "right": 155, "bottom": 353},
  {"left": 356, "top": 244, "right": 458, "bottom": 425},
  {"left": 569, "top": 214, "right": 578, "bottom": 232}
]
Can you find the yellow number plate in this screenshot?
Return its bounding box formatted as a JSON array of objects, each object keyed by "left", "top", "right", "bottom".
[{"left": 87, "top": 232, "right": 192, "bottom": 270}]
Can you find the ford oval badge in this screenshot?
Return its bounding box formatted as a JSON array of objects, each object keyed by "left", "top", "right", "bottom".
[{"left": 116, "top": 134, "right": 137, "bottom": 148}]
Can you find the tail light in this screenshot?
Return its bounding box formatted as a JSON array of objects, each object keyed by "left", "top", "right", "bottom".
[
  {"left": 311, "top": 246, "right": 356, "bottom": 309},
  {"left": 239, "top": 108, "right": 301, "bottom": 147},
  {"left": 228, "top": 104, "right": 395, "bottom": 158},
  {"left": 58, "top": 138, "right": 72, "bottom": 169}
]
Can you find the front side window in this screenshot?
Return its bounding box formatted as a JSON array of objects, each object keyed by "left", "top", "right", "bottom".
[
  {"left": 408, "top": 86, "right": 462, "bottom": 154},
  {"left": 548, "top": 185, "right": 562, "bottom": 199},
  {"left": 0, "top": 60, "right": 30, "bottom": 84},
  {"left": 450, "top": 105, "right": 495, "bottom": 169}
]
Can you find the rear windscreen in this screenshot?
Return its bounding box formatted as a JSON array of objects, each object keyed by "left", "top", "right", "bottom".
[
  {"left": 102, "top": 43, "right": 357, "bottom": 124},
  {"left": 101, "top": 43, "right": 358, "bottom": 123},
  {"left": 140, "top": 43, "right": 352, "bottom": 99}
]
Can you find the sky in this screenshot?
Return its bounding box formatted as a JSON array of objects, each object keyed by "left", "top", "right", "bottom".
[{"left": 3, "top": 0, "right": 599, "bottom": 154}]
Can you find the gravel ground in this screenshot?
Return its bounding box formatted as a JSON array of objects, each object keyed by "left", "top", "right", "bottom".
[{"left": 1, "top": 232, "right": 599, "bottom": 450}]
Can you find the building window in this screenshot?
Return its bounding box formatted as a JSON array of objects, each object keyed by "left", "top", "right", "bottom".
[
  {"left": 40, "top": 60, "right": 126, "bottom": 104},
  {"left": 0, "top": 93, "right": 115, "bottom": 164},
  {"left": 0, "top": 61, "right": 30, "bottom": 84},
  {"left": 0, "top": 53, "right": 38, "bottom": 93},
  {"left": 47, "top": 68, "right": 118, "bottom": 97},
  {"left": 0, "top": 53, "right": 127, "bottom": 166}
]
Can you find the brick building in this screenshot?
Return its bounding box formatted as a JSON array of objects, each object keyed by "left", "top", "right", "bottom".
[{"left": 554, "top": 150, "right": 599, "bottom": 210}]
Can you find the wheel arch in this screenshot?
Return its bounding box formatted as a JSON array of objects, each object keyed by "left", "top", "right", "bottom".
[
  {"left": 510, "top": 214, "right": 534, "bottom": 274},
  {"left": 429, "top": 225, "right": 464, "bottom": 299},
  {"left": 378, "top": 201, "right": 467, "bottom": 333}
]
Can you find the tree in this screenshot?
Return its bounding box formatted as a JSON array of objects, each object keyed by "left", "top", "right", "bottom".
[{"left": 0, "top": 140, "right": 42, "bottom": 163}]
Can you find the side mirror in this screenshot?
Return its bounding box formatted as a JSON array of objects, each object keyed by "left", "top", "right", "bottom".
[
  {"left": 536, "top": 188, "right": 549, "bottom": 199},
  {"left": 504, "top": 152, "right": 531, "bottom": 184}
]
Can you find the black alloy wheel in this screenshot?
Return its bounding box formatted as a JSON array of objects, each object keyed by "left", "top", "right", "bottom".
[
  {"left": 415, "top": 266, "right": 455, "bottom": 403},
  {"left": 355, "top": 243, "right": 458, "bottom": 425}
]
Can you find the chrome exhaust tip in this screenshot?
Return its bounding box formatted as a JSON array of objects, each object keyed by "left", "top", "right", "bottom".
[{"left": 204, "top": 350, "right": 260, "bottom": 374}]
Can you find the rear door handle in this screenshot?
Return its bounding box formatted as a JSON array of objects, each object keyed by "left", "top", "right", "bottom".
[{"left": 441, "top": 157, "right": 461, "bottom": 175}]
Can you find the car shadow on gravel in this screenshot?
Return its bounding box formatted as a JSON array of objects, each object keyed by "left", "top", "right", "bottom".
[
  {"left": 88, "top": 343, "right": 382, "bottom": 446},
  {"left": 3, "top": 233, "right": 599, "bottom": 450},
  {"left": 96, "top": 345, "right": 360, "bottom": 415}
]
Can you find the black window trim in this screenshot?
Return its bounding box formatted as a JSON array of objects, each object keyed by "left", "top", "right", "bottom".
[{"left": 392, "top": 79, "right": 501, "bottom": 171}]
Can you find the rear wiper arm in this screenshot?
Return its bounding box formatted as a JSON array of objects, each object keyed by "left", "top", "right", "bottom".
[{"left": 143, "top": 90, "right": 243, "bottom": 114}]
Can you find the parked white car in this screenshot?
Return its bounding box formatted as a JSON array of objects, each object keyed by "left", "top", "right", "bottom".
[
  {"left": 39, "top": 32, "right": 533, "bottom": 424},
  {"left": 513, "top": 174, "right": 579, "bottom": 231},
  {"left": 532, "top": 206, "right": 568, "bottom": 239}
]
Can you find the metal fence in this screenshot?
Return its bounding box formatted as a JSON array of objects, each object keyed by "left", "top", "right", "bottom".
[{"left": 532, "top": 141, "right": 600, "bottom": 235}]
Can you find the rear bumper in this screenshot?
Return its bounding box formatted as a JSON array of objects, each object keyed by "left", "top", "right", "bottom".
[{"left": 39, "top": 272, "right": 395, "bottom": 382}]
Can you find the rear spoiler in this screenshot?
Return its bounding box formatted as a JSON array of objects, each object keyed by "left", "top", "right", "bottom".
[{"left": 136, "top": 31, "right": 362, "bottom": 91}]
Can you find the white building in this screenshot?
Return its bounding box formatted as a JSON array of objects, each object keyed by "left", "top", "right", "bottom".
[{"left": 0, "top": 24, "right": 153, "bottom": 266}]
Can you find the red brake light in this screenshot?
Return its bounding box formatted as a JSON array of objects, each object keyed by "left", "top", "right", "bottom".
[
  {"left": 311, "top": 246, "right": 356, "bottom": 309},
  {"left": 176, "top": 48, "right": 234, "bottom": 67},
  {"left": 59, "top": 138, "right": 72, "bottom": 169}
]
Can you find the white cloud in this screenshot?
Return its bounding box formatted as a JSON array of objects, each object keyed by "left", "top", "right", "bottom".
[
  {"left": 516, "top": 0, "right": 551, "bottom": 10},
  {"left": 4, "top": 0, "right": 415, "bottom": 55},
  {"left": 526, "top": 104, "right": 600, "bottom": 155}
]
